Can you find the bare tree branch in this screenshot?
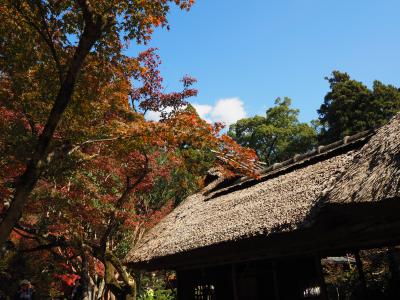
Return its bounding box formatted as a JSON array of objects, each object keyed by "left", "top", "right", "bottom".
[{"left": 68, "top": 136, "right": 121, "bottom": 155}]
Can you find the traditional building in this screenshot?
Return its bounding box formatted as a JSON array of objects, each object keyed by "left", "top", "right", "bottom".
[{"left": 126, "top": 114, "right": 400, "bottom": 299}]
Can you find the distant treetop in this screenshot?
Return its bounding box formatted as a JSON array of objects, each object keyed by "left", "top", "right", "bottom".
[
  {"left": 318, "top": 71, "right": 400, "bottom": 144},
  {"left": 228, "top": 97, "right": 317, "bottom": 165}
]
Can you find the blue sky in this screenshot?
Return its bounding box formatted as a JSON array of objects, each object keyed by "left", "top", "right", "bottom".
[{"left": 126, "top": 0, "right": 400, "bottom": 125}]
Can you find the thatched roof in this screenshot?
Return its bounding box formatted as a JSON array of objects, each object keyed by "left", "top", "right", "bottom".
[
  {"left": 324, "top": 114, "right": 400, "bottom": 205},
  {"left": 126, "top": 113, "right": 400, "bottom": 268}
]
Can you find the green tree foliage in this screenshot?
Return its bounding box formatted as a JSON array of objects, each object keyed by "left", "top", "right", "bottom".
[
  {"left": 318, "top": 71, "right": 400, "bottom": 143},
  {"left": 228, "top": 97, "right": 317, "bottom": 165}
]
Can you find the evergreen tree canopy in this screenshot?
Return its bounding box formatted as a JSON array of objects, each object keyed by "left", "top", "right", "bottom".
[
  {"left": 228, "top": 97, "right": 317, "bottom": 165},
  {"left": 318, "top": 71, "right": 400, "bottom": 143}
]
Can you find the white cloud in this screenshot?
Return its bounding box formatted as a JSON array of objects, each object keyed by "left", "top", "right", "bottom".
[
  {"left": 145, "top": 107, "right": 174, "bottom": 122},
  {"left": 146, "top": 98, "right": 247, "bottom": 126},
  {"left": 146, "top": 110, "right": 162, "bottom": 121},
  {"left": 210, "top": 98, "right": 246, "bottom": 125},
  {"left": 193, "top": 97, "right": 246, "bottom": 126}
]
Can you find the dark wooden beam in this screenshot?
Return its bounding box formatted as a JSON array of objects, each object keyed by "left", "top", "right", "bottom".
[
  {"left": 314, "top": 255, "right": 328, "bottom": 300},
  {"left": 354, "top": 250, "right": 367, "bottom": 297},
  {"left": 272, "top": 262, "right": 280, "bottom": 300},
  {"left": 231, "top": 264, "right": 238, "bottom": 300}
]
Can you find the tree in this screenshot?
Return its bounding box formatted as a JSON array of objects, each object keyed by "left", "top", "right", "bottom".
[
  {"left": 228, "top": 97, "right": 317, "bottom": 165},
  {"left": 317, "top": 71, "right": 400, "bottom": 143},
  {"left": 0, "top": 0, "right": 195, "bottom": 248}
]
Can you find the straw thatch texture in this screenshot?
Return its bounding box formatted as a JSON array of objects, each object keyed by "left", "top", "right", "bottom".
[
  {"left": 127, "top": 113, "right": 400, "bottom": 266},
  {"left": 127, "top": 149, "right": 357, "bottom": 263},
  {"left": 325, "top": 113, "right": 400, "bottom": 204}
]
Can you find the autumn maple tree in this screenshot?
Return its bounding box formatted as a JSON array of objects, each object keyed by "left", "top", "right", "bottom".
[{"left": 0, "top": 0, "right": 197, "bottom": 248}]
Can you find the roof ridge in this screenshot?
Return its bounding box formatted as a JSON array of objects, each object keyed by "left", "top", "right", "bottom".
[{"left": 204, "top": 129, "right": 374, "bottom": 200}]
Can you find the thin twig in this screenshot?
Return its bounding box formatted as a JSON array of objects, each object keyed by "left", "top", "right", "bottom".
[{"left": 68, "top": 136, "right": 121, "bottom": 155}]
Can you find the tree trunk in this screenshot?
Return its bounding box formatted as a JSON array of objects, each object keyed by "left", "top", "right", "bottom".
[
  {"left": 104, "top": 256, "right": 136, "bottom": 300},
  {"left": 81, "top": 253, "right": 91, "bottom": 300},
  {"left": 387, "top": 247, "right": 400, "bottom": 297},
  {"left": 97, "top": 278, "right": 106, "bottom": 300}
]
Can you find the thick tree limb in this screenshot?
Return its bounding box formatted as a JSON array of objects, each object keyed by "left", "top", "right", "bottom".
[{"left": 104, "top": 251, "right": 136, "bottom": 299}]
